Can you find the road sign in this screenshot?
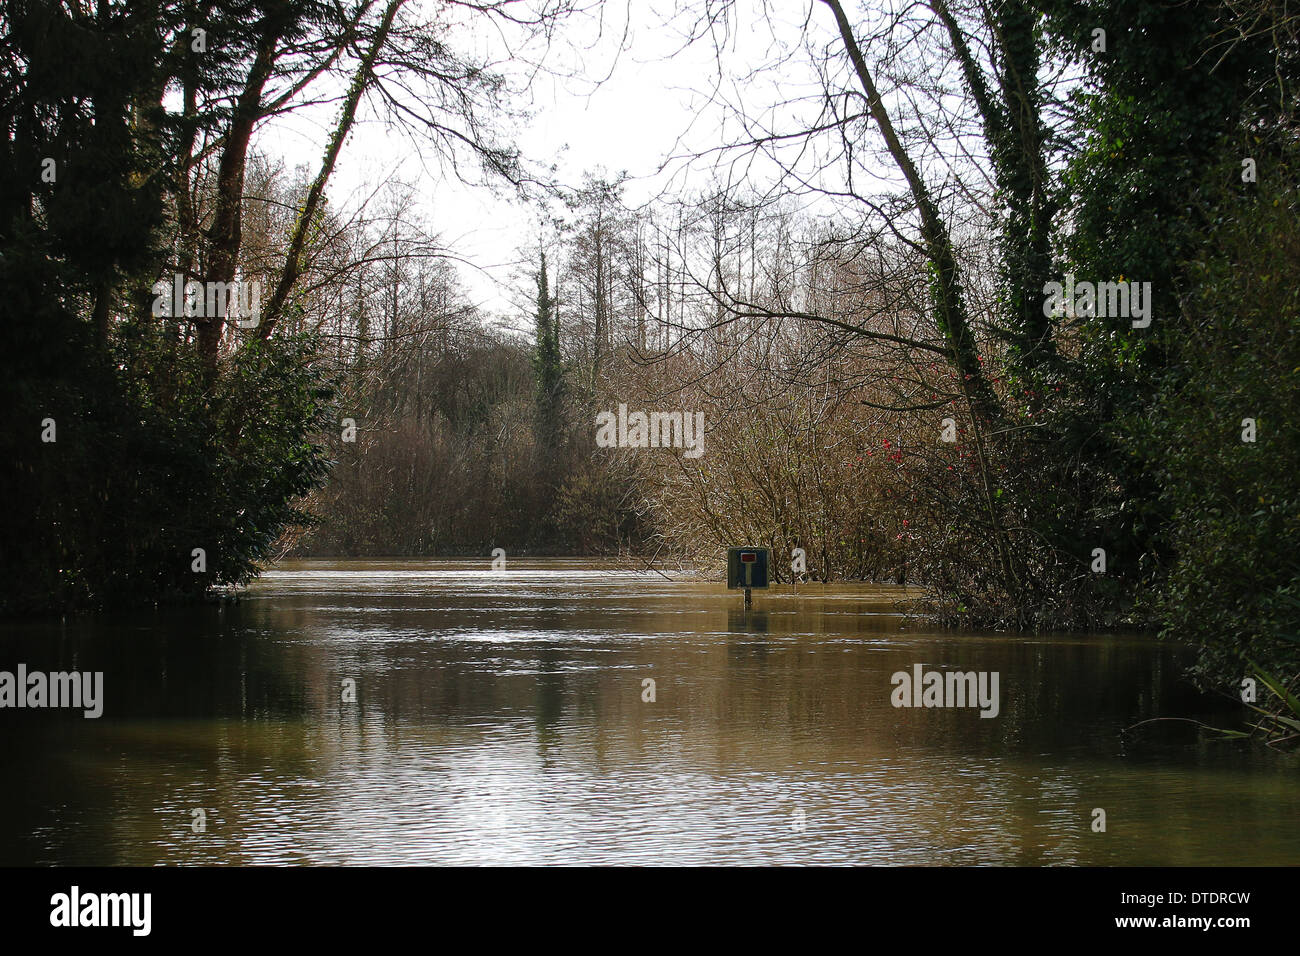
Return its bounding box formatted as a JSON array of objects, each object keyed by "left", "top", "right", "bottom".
[{"left": 727, "top": 547, "right": 770, "bottom": 589}]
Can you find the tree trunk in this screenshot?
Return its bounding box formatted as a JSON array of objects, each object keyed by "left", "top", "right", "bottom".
[
  {"left": 201, "top": 15, "right": 283, "bottom": 370},
  {"left": 259, "top": 0, "right": 404, "bottom": 342}
]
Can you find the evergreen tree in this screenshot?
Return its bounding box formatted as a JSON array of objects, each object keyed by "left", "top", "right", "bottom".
[
  {"left": 0, "top": 0, "right": 334, "bottom": 612},
  {"left": 533, "top": 251, "right": 564, "bottom": 458}
]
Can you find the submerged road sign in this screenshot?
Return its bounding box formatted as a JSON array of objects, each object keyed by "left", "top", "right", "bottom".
[{"left": 727, "top": 547, "right": 770, "bottom": 590}]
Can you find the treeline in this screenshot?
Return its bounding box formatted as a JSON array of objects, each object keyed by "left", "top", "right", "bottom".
[
  {"left": 287, "top": 176, "right": 652, "bottom": 557},
  {"left": 285, "top": 240, "right": 647, "bottom": 557},
  {"left": 0, "top": 0, "right": 569, "bottom": 611},
  {"left": 355, "top": 0, "right": 1294, "bottom": 701},
  {"left": 4, "top": 0, "right": 1296, "bottom": 709}
]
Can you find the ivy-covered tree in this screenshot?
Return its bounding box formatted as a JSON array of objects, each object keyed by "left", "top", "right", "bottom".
[{"left": 533, "top": 250, "right": 565, "bottom": 474}]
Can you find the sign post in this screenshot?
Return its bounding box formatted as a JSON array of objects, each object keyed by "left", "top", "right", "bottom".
[{"left": 727, "top": 547, "right": 770, "bottom": 609}]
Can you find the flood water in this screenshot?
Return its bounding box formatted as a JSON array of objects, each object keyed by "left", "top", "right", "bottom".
[{"left": 1, "top": 558, "right": 1295, "bottom": 865}]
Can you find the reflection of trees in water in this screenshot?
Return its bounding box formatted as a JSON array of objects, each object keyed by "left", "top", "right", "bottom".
[
  {"left": 2, "top": 603, "right": 311, "bottom": 723},
  {"left": 727, "top": 607, "right": 770, "bottom": 635},
  {"left": 0, "top": 569, "right": 1287, "bottom": 866}
]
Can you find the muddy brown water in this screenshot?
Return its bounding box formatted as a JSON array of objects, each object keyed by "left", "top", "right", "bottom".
[{"left": 1, "top": 558, "right": 1294, "bottom": 865}]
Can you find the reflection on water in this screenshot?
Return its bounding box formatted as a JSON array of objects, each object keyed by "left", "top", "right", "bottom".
[{"left": 0, "top": 559, "right": 1295, "bottom": 865}]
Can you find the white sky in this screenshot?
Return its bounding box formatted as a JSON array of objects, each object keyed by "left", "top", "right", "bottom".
[{"left": 254, "top": 0, "right": 849, "bottom": 324}]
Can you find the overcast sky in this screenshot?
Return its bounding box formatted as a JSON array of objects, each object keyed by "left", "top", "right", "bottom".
[{"left": 253, "top": 0, "right": 847, "bottom": 325}]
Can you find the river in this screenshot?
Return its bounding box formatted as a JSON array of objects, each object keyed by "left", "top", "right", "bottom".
[{"left": 1, "top": 558, "right": 1295, "bottom": 865}]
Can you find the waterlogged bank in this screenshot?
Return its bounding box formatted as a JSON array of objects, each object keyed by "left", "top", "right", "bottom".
[{"left": 0, "top": 559, "right": 1295, "bottom": 865}]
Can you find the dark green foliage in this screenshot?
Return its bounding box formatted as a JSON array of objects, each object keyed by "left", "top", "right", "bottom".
[
  {"left": 1131, "top": 151, "right": 1300, "bottom": 688},
  {"left": 0, "top": 271, "right": 334, "bottom": 612},
  {"left": 533, "top": 251, "right": 564, "bottom": 461},
  {"left": 0, "top": 0, "right": 336, "bottom": 613},
  {"left": 986, "top": 0, "right": 1300, "bottom": 685}
]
